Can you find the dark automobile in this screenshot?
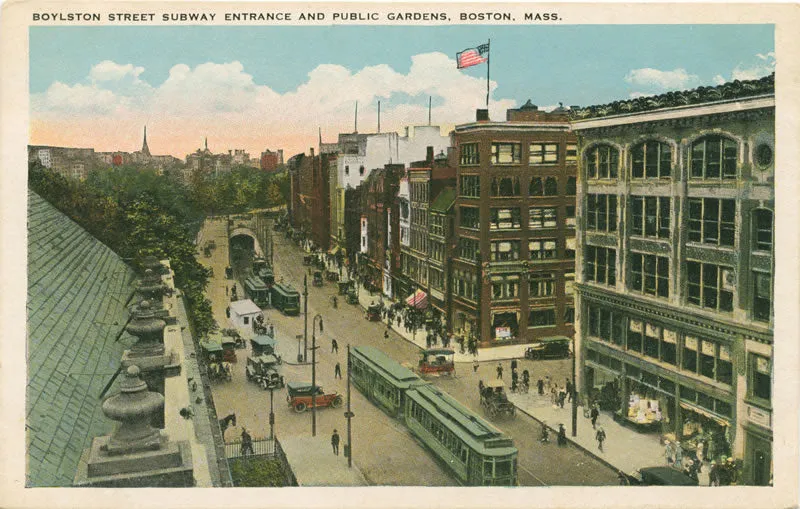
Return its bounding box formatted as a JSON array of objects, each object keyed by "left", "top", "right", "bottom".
[
  {"left": 524, "top": 336, "right": 571, "bottom": 360},
  {"left": 628, "top": 467, "right": 699, "bottom": 486}
]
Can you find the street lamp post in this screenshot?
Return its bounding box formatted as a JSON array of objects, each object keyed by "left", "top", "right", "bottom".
[
  {"left": 269, "top": 387, "right": 275, "bottom": 440},
  {"left": 572, "top": 337, "right": 578, "bottom": 437},
  {"left": 303, "top": 275, "right": 309, "bottom": 362},
  {"left": 345, "top": 344, "right": 354, "bottom": 468},
  {"left": 311, "top": 314, "right": 323, "bottom": 437}
]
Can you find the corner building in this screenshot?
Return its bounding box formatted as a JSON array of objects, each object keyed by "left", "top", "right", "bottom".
[
  {"left": 452, "top": 104, "right": 578, "bottom": 347},
  {"left": 572, "top": 75, "right": 774, "bottom": 485}
]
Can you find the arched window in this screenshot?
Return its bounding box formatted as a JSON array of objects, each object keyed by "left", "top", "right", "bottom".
[
  {"left": 491, "top": 177, "right": 520, "bottom": 197},
  {"left": 529, "top": 177, "right": 543, "bottom": 196},
  {"left": 691, "top": 135, "right": 737, "bottom": 180},
  {"left": 752, "top": 209, "right": 773, "bottom": 252},
  {"left": 566, "top": 176, "right": 577, "bottom": 196},
  {"left": 544, "top": 177, "right": 558, "bottom": 196},
  {"left": 585, "top": 145, "right": 619, "bottom": 179},
  {"left": 631, "top": 140, "right": 672, "bottom": 179}
]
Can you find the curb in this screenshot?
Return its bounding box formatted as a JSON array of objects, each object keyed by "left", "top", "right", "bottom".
[{"left": 512, "top": 403, "right": 624, "bottom": 476}]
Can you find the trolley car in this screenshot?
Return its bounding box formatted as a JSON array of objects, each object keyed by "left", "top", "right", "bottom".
[
  {"left": 270, "top": 283, "right": 301, "bottom": 316},
  {"left": 243, "top": 275, "right": 270, "bottom": 308},
  {"left": 347, "top": 346, "right": 518, "bottom": 486}
]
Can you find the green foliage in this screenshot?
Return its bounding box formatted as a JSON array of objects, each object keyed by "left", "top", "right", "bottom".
[
  {"left": 187, "top": 166, "right": 287, "bottom": 215},
  {"left": 229, "top": 458, "right": 288, "bottom": 487}
]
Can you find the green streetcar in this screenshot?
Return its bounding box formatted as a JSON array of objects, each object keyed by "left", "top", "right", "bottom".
[
  {"left": 270, "top": 282, "right": 300, "bottom": 316},
  {"left": 243, "top": 275, "right": 270, "bottom": 308}
]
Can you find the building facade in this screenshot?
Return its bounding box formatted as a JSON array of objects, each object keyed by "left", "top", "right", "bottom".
[
  {"left": 572, "top": 74, "right": 774, "bottom": 485},
  {"left": 451, "top": 104, "right": 578, "bottom": 348}
]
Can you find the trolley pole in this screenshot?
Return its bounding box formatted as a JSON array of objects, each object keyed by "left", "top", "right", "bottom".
[
  {"left": 345, "top": 344, "right": 354, "bottom": 468},
  {"left": 303, "top": 275, "right": 308, "bottom": 362}
]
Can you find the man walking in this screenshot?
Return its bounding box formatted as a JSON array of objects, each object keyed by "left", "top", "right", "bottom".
[
  {"left": 241, "top": 428, "right": 254, "bottom": 457},
  {"left": 334, "top": 362, "right": 342, "bottom": 379},
  {"left": 596, "top": 426, "right": 606, "bottom": 452},
  {"left": 331, "top": 429, "right": 340, "bottom": 455},
  {"left": 557, "top": 424, "right": 567, "bottom": 447},
  {"left": 590, "top": 404, "right": 600, "bottom": 429},
  {"left": 473, "top": 359, "right": 479, "bottom": 373},
  {"left": 331, "top": 338, "right": 339, "bottom": 354},
  {"left": 496, "top": 363, "right": 503, "bottom": 380}
]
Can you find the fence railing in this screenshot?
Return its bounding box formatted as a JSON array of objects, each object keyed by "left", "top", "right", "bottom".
[{"left": 224, "top": 436, "right": 298, "bottom": 486}]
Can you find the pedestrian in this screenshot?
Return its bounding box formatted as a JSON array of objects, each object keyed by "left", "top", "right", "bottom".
[
  {"left": 496, "top": 363, "right": 503, "bottom": 380},
  {"left": 540, "top": 421, "right": 550, "bottom": 443},
  {"left": 241, "top": 428, "right": 254, "bottom": 457},
  {"left": 566, "top": 380, "right": 574, "bottom": 402},
  {"left": 537, "top": 378, "right": 544, "bottom": 395},
  {"left": 709, "top": 461, "right": 720, "bottom": 486},
  {"left": 674, "top": 441, "right": 684, "bottom": 469},
  {"left": 334, "top": 362, "right": 342, "bottom": 379},
  {"left": 590, "top": 404, "right": 600, "bottom": 429},
  {"left": 558, "top": 388, "right": 566, "bottom": 408},
  {"left": 225, "top": 285, "right": 228, "bottom": 296},
  {"left": 269, "top": 324, "right": 274, "bottom": 337},
  {"left": 596, "top": 426, "right": 606, "bottom": 452},
  {"left": 664, "top": 440, "right": 675, "bottom": 466},
  {"left": 331, "top": 338, "right": 339, "bottom": 354},
  {"left": 384, "top": 328, "right": 389, "bottom": 340},
  {"left": 510, "top": 358, "right": 518, "bottom": 371},
  {"left": 557, "top": 424, "right": 567, "bottom": 447},
  {"left": 544, "top": 375, "right": 551, "bottom": 392},
  {"left": 473, "top": 359, "right": 479, "bottom": 373},
  {"left": 331, "top": 429, "right": 340, "bottom": 455}
]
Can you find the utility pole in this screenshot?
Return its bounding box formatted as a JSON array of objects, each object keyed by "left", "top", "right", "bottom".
[
  {"left": 303, "top": 275, "right": 309, "bottom": 362},
  {"left": 269, "top": 387, "right": 275, "bottom": 440},
  {"left": 311, "top": 314, "right": 323, "bottom": 437},
  {"left": 345, "top": 344, "right": 354, "bottom": 468},
  {"left": 572, "top": 337, "right": 578, "bottom": 437}
]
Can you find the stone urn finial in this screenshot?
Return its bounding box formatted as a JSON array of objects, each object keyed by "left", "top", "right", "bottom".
[
  {"left": 101, "top": 365, "right": 164, "bottom": 454},
  {"left": 126, "top": 300, "right": 166, "bottom": 357}
]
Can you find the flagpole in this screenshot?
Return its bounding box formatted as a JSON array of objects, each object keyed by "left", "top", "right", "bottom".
[{"left": 486, "top": 39, "right": 491, "bottom": 109}]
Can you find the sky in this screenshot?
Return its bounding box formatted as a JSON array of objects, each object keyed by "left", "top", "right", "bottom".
[{"left": 29, "top": 25, "right": 775, "bottom": 159}]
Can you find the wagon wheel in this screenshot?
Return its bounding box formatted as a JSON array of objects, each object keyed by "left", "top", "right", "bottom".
[
  {"left": 331, "top": 396, "right": 344, "bottom": 409},
  {"left": 294, "top": 402, "right": 307, "bottom": 413}
]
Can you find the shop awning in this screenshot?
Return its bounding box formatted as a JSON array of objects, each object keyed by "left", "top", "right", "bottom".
[
  {"left": 679, "top": 402, "right": 730, "bottom": 427},
  {"left": 406, "top": 289, "right": 428, "bottom": 309}
]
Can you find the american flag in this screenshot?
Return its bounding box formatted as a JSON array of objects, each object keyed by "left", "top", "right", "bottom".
[{"left": 457, "top": 43, "right": 489, "bottom": 69}]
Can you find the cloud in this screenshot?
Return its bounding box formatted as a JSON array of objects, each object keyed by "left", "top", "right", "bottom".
[
  {"left": 628, "top": 92, "right": 653, "bottom": 99},
  {"left": 713, "top": 75, "right": 727, "bottom": 85},
  {"left": 31, "top": 54, "right": 517, "bottom": 157},
  {"left": 624, "top": 68, "right": 699, "bottom": 90},
  {"left": 732, "top": 52, "right": 775, "bottom": 81}
]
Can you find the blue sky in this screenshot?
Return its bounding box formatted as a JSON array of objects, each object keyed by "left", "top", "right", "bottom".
[{"left": 30, "top": 25, "right": 775, "bottom": 157}]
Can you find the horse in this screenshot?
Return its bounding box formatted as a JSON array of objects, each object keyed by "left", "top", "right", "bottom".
[{"left": 219, "top": 413, "right": 236, "bottom": 438}]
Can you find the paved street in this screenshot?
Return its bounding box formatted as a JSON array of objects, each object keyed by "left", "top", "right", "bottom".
[{"left": 198, "top": 217, "right": 618, "bottom": 486}]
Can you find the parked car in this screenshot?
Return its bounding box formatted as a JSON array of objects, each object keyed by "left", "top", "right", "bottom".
[
  {"left": 524, "top": 336, "right": 571, "bottom": 360},
  {"left": 286, "top": 382, "right": 343, "bottom": 413},
  {"left": 245, "top": 354, "right": 284, "bottom": 390},
  {"left": 628, "top": 466, "right": 699, "bottom": 486}
]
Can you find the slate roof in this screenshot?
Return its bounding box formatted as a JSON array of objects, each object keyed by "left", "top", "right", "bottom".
[
  {"left": 430, "top": 187, "right": 456, "bottom": 213},
  {"left": 27, "top": 190, "right": 137, "bottom": 487}
]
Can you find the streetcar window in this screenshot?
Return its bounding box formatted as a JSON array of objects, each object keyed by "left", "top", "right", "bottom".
[
  {"left": 460, "top": 447, "right": 468, "bottom": 463},
  {"left": 495, "top": 460, "right": 511, "bottom": 477},
  {"left": 484, "top": 460, "right": 493, "bottom": 477}
]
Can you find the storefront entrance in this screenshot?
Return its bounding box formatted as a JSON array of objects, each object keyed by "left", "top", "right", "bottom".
[{"left": 745, "top": 431, "right": 772, "bottom": 486}]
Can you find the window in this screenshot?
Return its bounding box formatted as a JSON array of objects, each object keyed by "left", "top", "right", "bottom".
[
  {"left": 587, "top": 306, "right": 623, "bottom": 345},
  {"left": 529, "top": 207, "right": 557, "bottom": 229},
  {"left": 544, "top": 177, "right": 558, "bottom": 196},
  {"left": 528, "top": 273, "right": 554, "bottom": 297},
  {"left": 458, "top": 237, "right": 479, "bottom": 261},
  {"left": 460, "top": 175, "right": 480, "bottom": 197},
  {"left": 564, "top": 272, "right": 575, "bottom": 295},
  {"left": 528, "top": 239, "right": 556, "bottom": 260},
  {"left": 529, "top": 308, "right": 556, "bottom": 327},
  {"left": 750, "top": 354, "right": 771, "bottom": 402},
  {"left": 491, "top": 143, "right": 521, "bottom": 164},
  {"left": 586, "top": 194, "right": 617, "bottom": 232},
  {"left": 491, "top": 176, "right": 521, "bottom": 196},
  {"left": 490, "top": 240, "right": 520, "bottom": 262},
  {"left": 566, "top": 144, "right": 578, "bottom": 164},
  {"left": 753, "top": 209, "right": 773, "bottom": 252},
  {"left": 584, "top": 246, "right": 616, "bottom": 285},
  {"left": 491, "top": 275, "right": 519, "bottom": 300},
  {"left": 688, "top": 198, "right": 736, "bottom": 247},
  {"left": 629, "top": 253, "right": 669, "bottom": 298},
  {"left": 631, "top": 141, "right": 672, "bottom": 179},
  {"left": 630, "top": 196, "right": 670, "bottom": 238},
  {"left": 753, "top": 271, "right": 772, "bottom": 322},
  {"left": 566, "top": 177, "right": 576, "bottom": 196},
  {"left": 686, "top": 262, "right": 734, "bottom": 312},
  {"left": 529, "top": 177, "right": 543, "bottom": 196},
  {"left": 565, "top": 206, "right": 576, "bottom": 227},
  {"left": 586, "top": 145, "right": 619, "bottom": 179},
  {"left": 682, "top": 339, "right": 732, "bottom": 385},
  {"left": 530, "top": 143, "right": 558, "bottom": 164},
  {"left": 359, "top": 165, "right": 365, "bottom": 176},
  {"left": 460, "top": 143, "right": 480, "bottom": 165},
  {"left": 691, "top": 135, "right": 738, "bottom": 179},
  {"left": 460, "top": 206, "right": 480, "bottom": 229},
  {"left": 564, "top": 307, "right": 575, "bottom": 325},
  {"left": 755, "top": 144, "right": 773, "bottom": 168},
  {"left": 490, "top": 208, "right": 521, "bottom": 230},
  {"left": 345, "top": 165, "right": 349, "bottom": 176},
  {"left": 430, "top": 215, "right": 444, "bottom": 237},
  {"left": 454, "top": 268, "right": 478, "bottom": 301}
]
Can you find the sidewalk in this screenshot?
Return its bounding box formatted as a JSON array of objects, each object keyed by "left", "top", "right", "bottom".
[
  {"left": 507, "top": 390, "right": 710, "bottom": 485},
  {"left": 280, "top": 436, "right": 369, "bottom": 486}
]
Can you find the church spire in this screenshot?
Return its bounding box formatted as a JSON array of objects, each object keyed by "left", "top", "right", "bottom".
[
  {"left": 141, "top": 126, "right": 151, "bottom": 157},
  {"left": 204, "top": 137, "right": 208, "bottom": 151}
]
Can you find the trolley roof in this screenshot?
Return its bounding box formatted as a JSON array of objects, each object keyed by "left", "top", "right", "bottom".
[
  {"left": 200, "top": 341, "right": 223, "bottom": 353},
  {"left": 251, "top": 334, "right": 276, "bottom": 346},
  {"left": 244, "top": 276, "right": 268, "bottom": 290},
  {"left": 406, "top": 384, "right": 517, "bottom": 456},
  {"left": 271, "top": 283, "right": 299, "bottom": 297},
  {"left": 351, "top": 345, "right": 424, "bottom": 388}
]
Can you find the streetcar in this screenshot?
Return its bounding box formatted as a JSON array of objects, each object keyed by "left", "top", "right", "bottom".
[
  {"left": 270, "top": 283, "right": 301, "bottom": 316},
  {"left": 243, "top": 275, "right": 270, "bottom": 308},
  {"left": 347, "top": 346, "right": 518, "bottom": 486},
  {"left": 252, "top": 257, "right": 275, "bottom": 287}
]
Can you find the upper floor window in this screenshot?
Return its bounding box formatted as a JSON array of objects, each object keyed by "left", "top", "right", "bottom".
[
  {"left": 491, "top": 176, "right": 521, "bottom": 197},
  {"left": 586, "top": 145, "right": 619, "bottom": 179},
  {"left": 529, "top": 239, "right": 557, "bottom": 260},
  {"left": 686, "top": 261, "right": 734, "bottom": 312},
  {"left": 688, "top": 198, "right": 735, "bottom": 247},
  {"left": 460, "top": 143, "right": 480, "bottom": 165},
  {"left": 631, "top": 141, "right": 672, "bottom": 179},
  {"left": 566, "top": 177, "right": 577, "bottom": 196},
  {"left": 529, "top": 177, "right": 544, "bottom": 196},
  {"left": 630, "top": 196, "right": 670, "bottom": 239},
  {"left": 459, "top": 206, "right": 480, "bottom": 229},
  {"left": 490, "top": 208, "right": 521, "bottom": 230},
  {"left": 629, "top": 253, "right": 670, "bottom": 298},
  {"left": 492, "top": 275, "right": 520, "bottom": 300},
  {"left": 753, "top": 209, "right": 773, "bottom": 252},
  {"left": 530, "top": 143, "right": 558, "bottom": 164},
  {"left": 460, "top": 175, "right": 480, "bottom": 198},
  {"left": 566, "top": 144, "right": 578, "bottom": 164},
  {"left": 529, "top": 207, "right": 557, "bottom": 229},
  {"left": 490, "top": 240, "right": 520, "bottom": 262},
  {"left": 544, "top": 177, "right": 558, "bottom": 196},
  {"left": 565, "top": 206, "right": 576, "bottom": 227},
  {"left": 491, "top": 142, "right": 521, "bottom": 164},
  {"left": 586, "top": 194, "right": 617, "bottom": 232},
  {"left": 584, "top": 246, "right": 616, "bottom": 286},
  {"left": 749, "top": 354, "right": 771, "bottom": 402},
  {"left": 753, "top": 271, "right": 772, "bottom": 323},
  {"left": 528, "top": 272, "right": 555, "bottom": 298},
  {"left": 359, "top": 165, "right": 365, "bottom": 176},
  {"left": 458, "top": 237, "right": 480, "bottom": 261},
  {"left": 691, "top": 135, "right": 738, "bottom": 180}
]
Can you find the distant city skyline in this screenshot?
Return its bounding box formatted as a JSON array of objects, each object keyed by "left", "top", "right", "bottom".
[{"left": 30, "top": 25, "right": 774, "bottom": 158}]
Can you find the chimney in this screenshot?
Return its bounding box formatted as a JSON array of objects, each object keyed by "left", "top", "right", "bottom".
[
  {"left": 476, "top": 109, "right": 489, "bottom": 122},
  {"left": 426, "top": 146, "right": 434, "bottom": 164}
]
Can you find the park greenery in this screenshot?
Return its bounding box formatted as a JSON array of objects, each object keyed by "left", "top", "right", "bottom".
[
  {"left": 28, "top": 161, "right": 288, "bottom": 339},
  {"left": 228, "top": 458, "right": 290, "bottom": 487}
]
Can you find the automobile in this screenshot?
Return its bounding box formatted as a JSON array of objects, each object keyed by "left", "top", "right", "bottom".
[
  {"left": 366, "top": 303, "right": 382, "bottom": 321},
  {"left": 418, "top": 349, "right": 455, "bottom": 377},
  {"left": 312, "top": 271, "right": 324, "bottom": 287},
  {"left": 480, "top": 379, "right": 515, "bottom": 419},
  {"left": 346, "top": 288, "right": 359, "bottom": 305},
  {"left": 286, "top": 382, "right": 343, "bottom": 413},
  {"left": 245, "top": 354, "right": 285, "bottom": 390},
  {"left": 627, "top": 466, "right": 699, "bottom": 486},
  {"left": 337, "top": 280, "right": 353, "bottom": 296},
  {"left": 524, "top": 336, "right": 571, "bottom": 360}
]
